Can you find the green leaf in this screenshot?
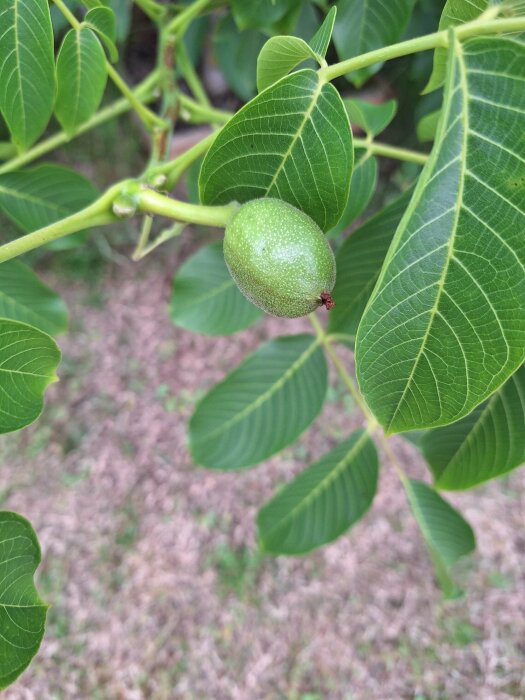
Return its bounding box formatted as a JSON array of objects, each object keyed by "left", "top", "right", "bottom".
[
  {"left": 328, "top": 152, "right": 378, "bottom": 238},
  {"left": 257, "top": 429, "right": 378, "bottom": 555},
  {"left": 55, "top": 27, "right": 108, "bottom": 135},
  {"left": 404, "top": 478, "right": 475, "bottom": 597},
  {"left": 423, "top": 0, "right": 488, "bottom": 94},
  {"left": 213, "top": 15, "right": 266, "bottom": 101},
  {"left": 0, "top": 164, "right": 99, "bottom": 245},
  {"left": 85, "top": 7, "right": 118, "bottom": 62},
  {"left": 416, "top": 108, "right": 440, "bottom": 142},
  {"left": 0, "top": 511, "right": 48, "bottom": 690},
  {"left": 355, "top": 37, "right": 525, "bottom": 434},
  {"left": 255, "top": 4, "right": 336, "bottom": 90},
  {"left": 0, "top": 0, "right": 55, "bottom": 150},
  {"left": 190, "top": 334, "right": 327, "bottom": 470},
  {"left": 345, "top": 99, "right": 395, "bottom": 137},
  {"left": 199, "top": 69, "right": 353, "bottom": 231},
  {"left": 257, "top": 37, "right": 317, "bottom": 92},
  {"left": 333, "top": 0, "right": 416, "bottom": 87},
  {"left": 422, "top": 364, "right": 525, "bottom": 490},
  {"left": 344, "top": 98, "right": 397, "bottom": 137},
  {"left": 0, "top": 262, "right": 68, "bottom": 336},
  {"left": 328, "top": 188, "right": 413, "bottom": 341},
  {"left": 170, "top": 242, "right": 263, "bottom": 336},
  {"left": 231, "top": 0, "right": 300, "bottom": 31},
  {"left": 309, "top": 6, "right": 337, "bottom": 59},
  {"left": 0, "top": 319, "right": 60, "bottom": 434}
]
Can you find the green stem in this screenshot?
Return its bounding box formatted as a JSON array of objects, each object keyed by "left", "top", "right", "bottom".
[
  {"left": 0, "top": 185, "right": 123, "bottom": 263},
  {"left": 133, "top": 221, "right": 186, "bottom": 260},
  {"left": 321, "top": 17, "right": 525, "bottom": 82},
  {"left": 353, "top": 138, "right": 429, "bottom": 165},
  {"left": 53, "top": 0, "right": 165, "bottom": 130},
  {"left": 327, "top": 332, "right": 356, "bottom": 345},
  {"left": 178, "top": 94, "right": 232, "bottom": 125},
  {"left": 177, "top": 42, "right": 211, "bottom": 108},
  {"left": 167, "top": 0, "right": 212, "bottom": 35},
  {"left": 309, "top": 315, "right": 409, "bottom": 478},
  {"left": 149, "top": 28, "right": 178, "bottom": 164},
  {"left": 0, "top": 72, "right": 159, "bottom": 175},
  {"left": 52, "top": 0, "right": 78, "bottom": 25},
  {"left": 106, "top": 64, "right": 166, "bottom": 130},
  {"left": 132, "top": 215, "right": 154, "bottom": 260},
  {"left": 146, "top": 131, "right": 217, "bottom": 186},
  {"left": 309, "top": 314, "right": 376, "bottom": 426},
  {"left": 136, "top": 187, "right": 239, "bottom": 227}
]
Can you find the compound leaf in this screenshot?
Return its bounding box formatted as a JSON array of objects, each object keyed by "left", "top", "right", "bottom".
[
  {"left": 328, "top": 188, "right": 413, "bottom": 341},
  {"left": 356, "top": 37, "right": 525, "bottom": 434},
  {"left": 55, "top": 27, "right": 108, "bottom": 135},
  {"left": 0, "top": 511, "right": 48, "bottom": 690},
  {"left": 0, "top": 0, "right": 55, "bottom": 150},
  {"left": 190, "top": 334, "right": 327, "bottom": 470},
  {"left": 200, "top": 69, "right": 353, "bottom": 231},
  {"left": 404, "top": 478, "right": 475, "bottom": 597},
  {"left": 333, "top": 0, "right": 416, "bottom": 87},
  {"left": 422, "top": 364, "right": 525, "bottom": 490},
  {"left": 0, "top": 262, "right": 68, "bottom": 336},
  {"left": 257, "top": 429, "right": 378, "bottom": 554},
  {"left": 423, "top": 0, "right": 488, "bottom": 94},
  {"left": 170, "top": 242, "right": 262, "bottom": 336},
  {"left": 0, "top": 319, "right": 60, "bottom": 434}
]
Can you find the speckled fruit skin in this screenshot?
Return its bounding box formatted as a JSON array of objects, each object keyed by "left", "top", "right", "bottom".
[{"left": 224, "top": 198, "right": 336, "bottom": 318}]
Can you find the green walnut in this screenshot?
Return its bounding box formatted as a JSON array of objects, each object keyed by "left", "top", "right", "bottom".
[{"left": 224, "top": 198, "right": 336, "bottom": 318}]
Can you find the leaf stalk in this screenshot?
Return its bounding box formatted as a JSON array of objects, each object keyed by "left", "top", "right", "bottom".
[{"left": 321, "top": 16, "right": 525, "bottom": 82}]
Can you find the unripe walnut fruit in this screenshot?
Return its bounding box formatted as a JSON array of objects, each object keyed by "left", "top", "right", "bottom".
[{"left": 224, "top": 198, "right": 336, "bottom": 318}]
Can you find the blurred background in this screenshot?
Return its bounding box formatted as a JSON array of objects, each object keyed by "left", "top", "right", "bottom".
[{"left": 1, "top": 1, "right": 524, "bottom": 698}]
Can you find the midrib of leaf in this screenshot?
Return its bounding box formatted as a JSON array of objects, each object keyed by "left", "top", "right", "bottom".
[
  {"left": 385, "top": 38, "right": 469, "bottom": 433},
  {"left": 264, "top": 75, "right": 323, "bottom": 196},
  {"left": 0, "top": 604, "right": 45, "bottom": 609},
  {"left": 73, "top": 30, "right": 83, "bottom": 125},
  {"left": 262, "top": 429, "right": 370, "bottom": 542},
  {"left": 13, "top": 0, "right": 26, "bottom": 140},
  {"left": 0, "top": 184, "right": 71, "bottom": 216},
  {"left": 181, "top": 279, "right": 235, "bottom": 310},
  {"left": 0, "top": 288, "right": 44, "bottom": 329},
  {"left": 193, "top": 337, "right": 321, "bottom": 445}
]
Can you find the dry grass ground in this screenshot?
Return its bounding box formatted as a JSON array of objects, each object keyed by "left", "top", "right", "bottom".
[{"left": 1, "top": 249, "right": 524, "bottom": 700}]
